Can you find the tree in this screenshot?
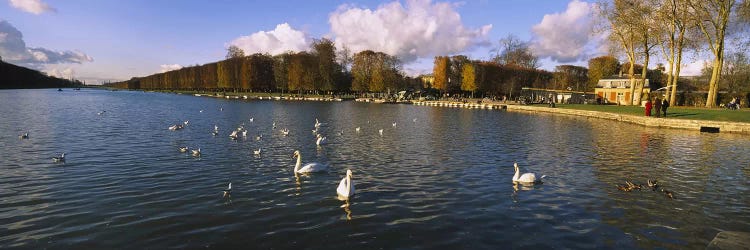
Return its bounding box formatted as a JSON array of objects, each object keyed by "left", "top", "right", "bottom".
[
  {"left": 312, "top": 38, "right": 336, "bottom": 93},
  {"left": 689, "top": 0, "right": 738, "bottom": 107},
  {"left": 461, "top": 63, "right": 478, "bottom": 98},
  {"left": 554, "top": 65, "right": 589, "bottom": 91},
  {"left": 654, "top": 0, "right": 692, "bottom": 105},
  {"left": 226, "top": 45, "right": 245, "bottom": 59},
  {"left": 433, "top": 56, "right": 450, "bottom": 93},
  {"left": 491, "top": 34, "right": 539, "bottom": 69},
  {"left": 588, "top": 56, "right": 620, "bottom": 90},
  {"left": 449, "top": 55, "right": 470, "bottom": 92},
  {"left": 351, "top": 50, "right": 374, "bottom": 92}
]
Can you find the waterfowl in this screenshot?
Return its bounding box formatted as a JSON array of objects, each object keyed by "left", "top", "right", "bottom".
[
  {"left": 19, "top": 132, "right": 29, "bottom": 139},
  {"left": 97, "top": 111, "right": 106, "bottom": 115},
  {"left": 184, "top": 120, "right": 189, "bottom": 125},
  {"left": 512, "top": 162, "right": 545, "bottom": 184},
  {"left": 314, "top": 119, "right": 323, "bottom": 128},
  {"left": 192, "top": 148, "right": 201, "bottom": 157},
  {"left": 256, "top": 134, "right": 263, "bottom": 141},
  {"left": 355, "top": 127, "right": 361, "bottom": 132},
  {"left": 292, "top": 150, "right": 327, "bottom": 173},
  {"left": 253, "top": 148, "right": 261, "bottom": 156},
  {"left": 179, "top": 146, "right": 189, "bottom": 153},
  {"left": 337, "top": 169, "right": 355, "bottom": 199},
  {"left": 212, "top": 131, "right": 219, "bottom": 136},
  {"left": 223, "top": 182, "right": 232, "bottom": 197},
  {"left": 249, "top": 117, "right": 254, "bottom": 123},
  {"left": 214, "top": 125, "right": 219, "bottom": 132},
  {"left": 53, "top": 153, "right": 66, "bottom": 163},
  {"left": 617, "top": 184, "right": 631, "bottom": 192},
  {"left": 229, "top": 130, "right": 239, "bottom": 140},
  {"left": 199, "top": 110, "right": 204, "bottom": 113},
  {"left": 392, "top": 122, "right": 397, "bottom": 127},
  {"left": 413, "top": 118, "right": 417, "bottom": 122},
  {"left": 378, "top": 129, "right": 383, "bottom": 136},
  {"left": 168, "top": 124, "right": 183, "bottom": 131},
  {"left": 316, "top": 134, "right": 327, "bottom": 145},
  {"left": 281, "top": 128, "right": 290, "bottom": 136},
  {"left": 272, "top": 122, "right": 277, "bottom": 129},
  {"left": 661, "top": 188, "right": 674, "bottom": 199},
  {"left": 647, "top": 179, "right": 659, "bottom": 191}
]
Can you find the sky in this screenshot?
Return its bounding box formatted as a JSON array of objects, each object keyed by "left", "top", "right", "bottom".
[{"left": 0, "top": 0, "right": 706, "bottom": 84}]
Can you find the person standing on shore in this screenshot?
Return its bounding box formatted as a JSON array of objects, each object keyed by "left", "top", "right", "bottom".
[
  {"left": 654, "top": 97, "right": 662, "bottom": 118},
  {"left": 645, "top": 98, "right": 653, "bottom": 116},
  {"left": 661, "top": 99, "right": 670, "bottom": 117}
]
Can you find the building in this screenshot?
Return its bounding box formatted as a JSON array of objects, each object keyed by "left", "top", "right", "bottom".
[{"left": 595, "top": 75, "right": 650, "bottom": 105}]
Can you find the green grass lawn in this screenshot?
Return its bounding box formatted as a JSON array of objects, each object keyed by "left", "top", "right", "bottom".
[{"left": 553, "top": 104, "right": 750, "bottom": 123}]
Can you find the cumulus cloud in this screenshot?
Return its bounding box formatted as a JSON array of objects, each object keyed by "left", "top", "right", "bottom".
[
  {"left": 228, "top": 23, "right": 310, "bottom": 55},
  {"left": 680, "top": 60, "right": 708, "bottom": 76},
  {"left": 45, "top": 67, "right": 75, "bottom": 79},
  {"left": 8, "top": 0, "right": 56, "bottom": 15},
  {"left": 530, "top": 0, "right": 601, "bottom": 63},
  {"left": 0, "top": 20, "right": 93, "bottom": 66},
  {"left": 159, "top": 64, "right": 183, "bottom": 73},
  {"left": 329, "top": 0, "right": 492, "bottom": 63}
]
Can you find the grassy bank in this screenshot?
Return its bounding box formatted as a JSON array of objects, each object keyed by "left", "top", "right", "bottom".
[{"left": 551, "top": 104, "right": 750, "bottom": 123}]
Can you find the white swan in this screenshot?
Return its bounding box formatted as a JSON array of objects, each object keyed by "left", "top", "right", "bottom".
[
  {"left": 314, "top": 118, "right": 323, "bottom": 128},
  {"left": 378, "top": 129, "right": 383, "bottom": 136},
  {"left": 293, "top": 150, "right": 327, "bottom": 173},
  {"left": 355, "top": 127, "right": 361, "bottom": 132},
  {"left": 512, "top": 162, "right": 545, "bottom": 184},
  {"left": 249, "top": 117, "right": 254, "bottom": 122},
  {"left": 337, "top": 169, "right": 355, "bottom": 199},
  {"left": 316, "top": 134, "right": 327, "bottom": 145}
]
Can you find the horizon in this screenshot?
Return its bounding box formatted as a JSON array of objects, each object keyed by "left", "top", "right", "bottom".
[{"left": 0, "top": 0, "right": 710, "bottom": 84}]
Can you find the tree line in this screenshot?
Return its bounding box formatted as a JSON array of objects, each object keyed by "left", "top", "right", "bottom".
[{"left": 0, "top": 59, "right": 84, "bottom": 89}]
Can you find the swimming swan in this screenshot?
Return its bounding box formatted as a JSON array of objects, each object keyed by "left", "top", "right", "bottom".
[
  {"left": 337, "top": 169, "right": 355, "bottom": 199},
  {"left": 512, "top": 162, "right": 545, "bottom": 184},
  {"left": 292, "top": 150, "right": 327, "bottom": 173},
  {"left": 316, "top": 134, "right": 327, "bottom": 145}
]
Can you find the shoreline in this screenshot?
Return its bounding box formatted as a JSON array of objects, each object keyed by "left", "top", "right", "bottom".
[{"left": 158, "top": 90, "right": 750, "bottom": 134}]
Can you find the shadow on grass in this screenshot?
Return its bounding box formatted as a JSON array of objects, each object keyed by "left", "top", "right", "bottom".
[{"left": 666, "top": 112, "right": 699, "bottom": 118}]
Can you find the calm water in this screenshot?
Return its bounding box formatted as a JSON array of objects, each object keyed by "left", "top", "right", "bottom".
[{"left": 1, "top": 89, "right": 749, "bottom": 249}]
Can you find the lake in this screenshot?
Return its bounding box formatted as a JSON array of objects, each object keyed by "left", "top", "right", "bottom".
[{"left": 1, "top": 89, "right": 749, "bottom": 249}]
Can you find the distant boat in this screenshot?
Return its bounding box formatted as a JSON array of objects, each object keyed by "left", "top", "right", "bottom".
[
  {"left": 74, "top": 88, "right": 81, "bottom": 91},
  {"left": 57, "top": 88, "right": 63, "bottom": 91}
]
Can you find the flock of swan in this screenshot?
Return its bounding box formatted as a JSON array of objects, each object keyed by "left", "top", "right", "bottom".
[{"left": 166, "top": 109, "right": 357, "bottom": 203}]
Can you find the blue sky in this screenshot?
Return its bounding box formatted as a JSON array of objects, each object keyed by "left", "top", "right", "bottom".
[{"left": 0, "top": 0, "right": 702, "bottom": 84}]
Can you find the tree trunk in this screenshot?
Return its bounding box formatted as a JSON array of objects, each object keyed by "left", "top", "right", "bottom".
[
  {"left": 628, "top": 61, "right": 636, "bottom": 105},
  {"left": 670, "top": 27, "right": 685, "bottom": 106},
  {"left": 636, "top": 42, "right": 649, "bottom": 105}
]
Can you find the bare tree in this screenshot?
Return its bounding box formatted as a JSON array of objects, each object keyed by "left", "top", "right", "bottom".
[{"left": 491, "top": 34, "right": 539, "bottom": 69}]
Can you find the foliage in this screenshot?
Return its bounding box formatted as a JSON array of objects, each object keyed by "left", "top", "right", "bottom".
[
  {"left": 0, "top": 61, "right": 84, "bottom": 89},
  {"left": 432, "top": 56, "right": 450, "bottom": 92},
  {"left": 491, "top": 34, "right": 539, "bottom": 69},
  {"left": 588, "top": 56, "right": 620, "bottom": 89}
]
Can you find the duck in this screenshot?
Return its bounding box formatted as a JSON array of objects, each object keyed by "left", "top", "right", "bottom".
[
  {"left": 337, "top": 169, "right": 355, "bottom": 199},
  {"left": 392, "top": 122, "right": 397, "bottom": 127},
  {"left": 355, "top": 127, "right": 361, "bottom": 132},
  {"left": 183, "top": 120, "right": 189, "bottom": 125},
  {"left": 316, "top": 134, "right": 327, "bottom": 145},
  {"left": 249, "top": 117, "right": 254, "bottom": 123},
  {"left": 19, "top": 132, "right": 29, "bottom": 139},
  {"left": 661, "top": 188, "right": 674, "bottom": 199},
  {"left": 242, "top": 130, "right": 248, "bottom": 137},
  {"left": 214, "top": 125, "right": 219, "bottom": 132},
  {"left": 212, "top": 131, "right": 219, "bottom": 136},
  {"left": 223, "top": 182, "right": 232, "bottom": 197},
  {"left": 272, "top": 122, "right": 277, "bottom": 129},
  {"left": 229, "top": 130, "right": 239, "bottom": 140},
  {"left": 647, "top": 179, "right": 659, "bottom": 191},
  {"left": 512, "top": 162, "right": 545, "bottom": 184},
  {"left": 292, "top": 150, "right": 327, "bottom": 173},
  {"left": 191, "top": 148, "right": 201, "bottom": 157},
  {"left": 281, "top": 128, "right": 290, "bottom": 136},
  {"left": 253, "top": 148, "right": 261, "bottom": 156},
  {"left": 616, "top": 184, "right": 631, "bottom": 192},
  {"left": 53, "top": 153, "right": 66, "bottom": 163},
  {"left": 256, "top": 134, "right": 263, "bottom": 141},
  {"left": 378, "top": 129, "right": 383, "bottom": 136},
  {"left": 97, "top": 110, "right": 106, "bottom": 115},
  {"left": 413, "top": 118, "right": 417, "bottom": 122},
  {"left": 178, "top": 146, "right": 189, "bottom": 153}
]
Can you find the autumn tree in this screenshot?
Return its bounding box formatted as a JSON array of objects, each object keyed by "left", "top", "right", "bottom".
[
  {"left": 312, "top": 38, "right": 336, "bottom": 93},
  {"left": 588, "top": 56, "right": 620, "bottom": 89},
  {"left": 461, "top": 62, "right": 478, "bottom": 98},
  {"left": 553, "top": 65, "right": 589, "bottom": 91},
  {"left": 433, "top": 56, "right": 450, "bottom": 94},
  {"left": 351, "top": 50, "right": 374, "bottom": 92}
]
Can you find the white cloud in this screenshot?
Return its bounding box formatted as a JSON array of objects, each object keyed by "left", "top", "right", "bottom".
[
  {"left": 0, "top": 20, "right": 93, "bottom": 66},
  {"left": 680, "top": 60, "right": 708, "bottom": 76},
  {"left": 8, "top": 0, "right": 56, "bottom": 15},
  {"left": 228, "top": 23, "right": 310, "bottom": 55},
  {"left": 45, "top": 66, "right": 75, "bottom": 79},
  {"left": 159, "top": 64, "right": 183, "bottom": 73},
  {"left": 530, "top": 0, "right": 601, "bottom": 63},
  {"left": 329, "top": 0, "right": 491, "bottom": 63}
]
